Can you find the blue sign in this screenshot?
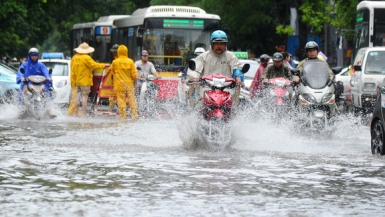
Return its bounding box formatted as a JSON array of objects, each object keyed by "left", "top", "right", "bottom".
[
  {"left": 42, "top": 52, "right": 64, "bottom": 59},
  {"left": 128, "top": 28, "right": 134, "bottom": 37}
]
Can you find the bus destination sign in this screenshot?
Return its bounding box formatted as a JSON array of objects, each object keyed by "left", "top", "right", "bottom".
[{"left": 163, "top": 19, "right": 204, "bottom": 29}]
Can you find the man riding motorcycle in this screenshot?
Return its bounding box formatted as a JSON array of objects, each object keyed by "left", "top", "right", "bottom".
[
  {"left": 188, "top": 30, "right": 244, "bottom": 111},
  {"left": 249, "top": 54, "right": 270, "bottom": 99},
  {"left": 294, "top": 41, "right": 334, "bottom": 82},
  {"left": 263, "top": 52, "right": 292, "bottom": 82},
  {"left": 16, "top": 47, "right": 56, "bottom": 118}
]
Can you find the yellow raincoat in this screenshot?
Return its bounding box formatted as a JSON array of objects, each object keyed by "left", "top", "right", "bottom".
[
  {"left": 110, "top": 45, "right": 138, "bottom": 120},
  {"left": 67, "top": 53, "right": 105, "bottom": 116}
]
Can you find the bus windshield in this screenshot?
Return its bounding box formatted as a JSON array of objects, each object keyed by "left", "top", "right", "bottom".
[{"left": 142, "top": 18, "right": 219, "bottom": 66}]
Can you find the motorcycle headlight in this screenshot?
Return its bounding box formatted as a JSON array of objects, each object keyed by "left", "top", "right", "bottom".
[
  {"left": 321, "top": 93, "right": 334, "bottom": 103},
  {"left": 55, "top": 80, "right": 67, "bottom": 88},
  {"left": 301, "top": 93, "right": 317, "bottom": 103}
]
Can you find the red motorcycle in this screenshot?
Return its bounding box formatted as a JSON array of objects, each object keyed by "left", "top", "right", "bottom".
[
  {"left": 187, "top": 60, "right": 249, "bottom": 151},
  {"left": 262, "top": 77, "right": 292, "bottom": 124}
]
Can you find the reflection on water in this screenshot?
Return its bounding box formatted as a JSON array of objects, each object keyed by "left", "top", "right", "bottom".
[{"left": 0, "top": 107, "right": 383, "bottom": 216}]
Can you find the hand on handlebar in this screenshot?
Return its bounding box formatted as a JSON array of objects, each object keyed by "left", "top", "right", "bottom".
[{"left": 190, "top": 77, "right": 200, "bottom": 82}]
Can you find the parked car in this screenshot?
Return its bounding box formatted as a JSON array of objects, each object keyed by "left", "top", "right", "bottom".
[
  {"left": 370, "top": 79, "right": 385, "bottom": 155},
  {"left": 40, "top": 58, "right": 71, "bottom": 105},
  {"left": 0, "top": 62, "right": 19, "bottom": 104},
  {"left": 350, "top": 47, "right": 385, "bottom": 115}
]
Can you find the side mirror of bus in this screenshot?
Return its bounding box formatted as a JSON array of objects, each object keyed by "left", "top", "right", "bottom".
[
  {"left": 188, "top": 60, "right": 196, "bottom": 71},
  {"left": 241, "top": 64, "right": 250, "bottom": 74}
]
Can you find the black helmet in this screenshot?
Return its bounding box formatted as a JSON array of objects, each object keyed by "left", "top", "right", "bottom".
[
  {"left": 260, "top": 54, "right": 270, "bottom": 63},
  {"left": 305, "top": 41, "right": 319, "bottom": 53},
  {"left": 272, "top": 52, "right": 283, "bottom": 61}
]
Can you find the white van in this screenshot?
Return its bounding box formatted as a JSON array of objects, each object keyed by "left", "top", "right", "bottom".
[{"left": 350, "top": 47, "right": 385, "bottom": 114}]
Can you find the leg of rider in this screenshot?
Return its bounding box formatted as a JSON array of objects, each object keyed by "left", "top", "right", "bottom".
[
  {"left": 127, "top": 86, "right": 138, "bottom": 120},
  {"left": 139, "top": 82, "right": 147, "bottom": 112},
  {"left": 231, "top": 87, "right": 240, "bottom": 111}
]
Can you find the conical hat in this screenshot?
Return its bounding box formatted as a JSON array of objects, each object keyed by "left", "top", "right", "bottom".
[{"left": 74, "top": 42, "right": 95, "bottom": 54}]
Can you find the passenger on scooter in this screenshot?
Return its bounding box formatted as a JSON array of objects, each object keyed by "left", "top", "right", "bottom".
[
  {"left": 188, "top": 30, "right": 244, "bottom": 110},
  {"left": 182, "top": 47, "right": 205, "bottom": 107},
  {"left": 110, "top": 45, "right": 138, "bottom": 120},
  {"left": 134, "top": 50, "right": 161, "bottom": 112},
  {"left": 16, "top": 47, "right": 56, "bottom": 118},
  {"left": 249, "top": 54, "right": 270, "bottom": 99}
]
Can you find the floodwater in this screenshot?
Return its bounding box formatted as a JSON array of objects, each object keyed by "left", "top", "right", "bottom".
[{"left": 0, "top": 103, "right": 383, "bottom": 217}]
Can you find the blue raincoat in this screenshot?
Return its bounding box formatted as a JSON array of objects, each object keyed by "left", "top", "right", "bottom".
[{"left": 16, "top": 53, "right": 52, "bottom": 104}]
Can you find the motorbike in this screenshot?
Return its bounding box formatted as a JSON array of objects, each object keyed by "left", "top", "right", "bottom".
[
  {"left": 19, "top": 68, "right": 53, "bottom": 120},
  {"left": 262, "top": 77, "right": 292, "bottom": 124},
  {"left": 136, "top": 67, "right": 159, "bottom": 115},
  {"left": 187, "top": 60, "right": 249, "bottom": 151},
  {"left": 292, "top": 59, "right": 342, "bottom": 130}
]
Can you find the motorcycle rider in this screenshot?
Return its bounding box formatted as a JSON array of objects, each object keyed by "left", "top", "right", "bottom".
[
  {"left": 110, "top": 45, "right": 138, "bottom": 120},
  {"left": 263, "top": 52, "right": 292, "bottom": 82},
  {"left": 188, "top": 30, "right": 244, "bottom": 111},
  {"left": 293, "top": 41, "right": 334, "bottom": 83},
  {"left": 134, "top": 50, "right": 161, "bottom": 113},
  {"left": 249, "top": 54, "right": 270, "bottom": 99},
  {"left": 16, "top": 47, "right": 56, "bottom": 118}
]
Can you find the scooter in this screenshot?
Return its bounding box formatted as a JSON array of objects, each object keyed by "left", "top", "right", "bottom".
[
  {"left": 292, "top": 59, "right": 342, "bottom": 130},
  {"left": 262, "top": 77, "right": 292, "bottom": 124},
  {"left": 188, "top": 60, "right": 249, "bottom": 151},
  {"left": 19, "top": 68, "right": 53, "bottom": 120},
  {"left": 136, "top": 67, "right": 159, "bottom": 115}
]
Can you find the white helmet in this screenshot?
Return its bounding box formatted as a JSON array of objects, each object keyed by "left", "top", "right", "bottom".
[
  {"left": 194, "top": 47, "right": 205, "bottom": 55},
  {"left": 28, "top": 47, "right": 39, "bottom": 54}
]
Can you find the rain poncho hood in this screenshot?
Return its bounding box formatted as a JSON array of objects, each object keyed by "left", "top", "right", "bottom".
[
  {"left": 110, "top": 45, "right": 137, "bottom": 90},
  {"left": 16, "top": 53, "right": 49, "bottom": 84}
]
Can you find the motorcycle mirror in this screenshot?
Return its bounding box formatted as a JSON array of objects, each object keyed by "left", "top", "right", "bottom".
[
  {"left": 48, "top": 68, "right": 53, "bottom": 74},
  {"left": 20, "top": 68, "right": 25, "bottom": 74},
  {"left": 291, "top": 68, "right": 300, "bottom": 76},
  {"left": 188, "top": 60, "right": 196, "bottom": 71},
  {"left": 331, "top": 66, "right": 342, "bottom": 75},
  {"left": 241, "top": 63, "right": 250, "bottom": 73},
  {"left": 353, "top": 65, "right": 361, "bottom": 72},
  {"left": 137, "top": 67, "right": 142, "bottom": 71}
]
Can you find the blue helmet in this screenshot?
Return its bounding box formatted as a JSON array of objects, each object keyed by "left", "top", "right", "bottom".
[{"left": 210, "top": 30, "right": 228, "bottom": 43}]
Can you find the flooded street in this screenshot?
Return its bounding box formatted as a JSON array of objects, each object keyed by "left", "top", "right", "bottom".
[{"left": 0, "top": 104, "right": 384, "bottom": 216}]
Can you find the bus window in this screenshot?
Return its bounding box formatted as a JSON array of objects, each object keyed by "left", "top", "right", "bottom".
[{"left": 374, "top": 9, "right": 385, "bottom": 46}]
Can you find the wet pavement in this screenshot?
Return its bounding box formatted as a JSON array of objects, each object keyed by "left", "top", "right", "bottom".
[{"left": 0, "top": 104, "right": 383, "bottom": 216}]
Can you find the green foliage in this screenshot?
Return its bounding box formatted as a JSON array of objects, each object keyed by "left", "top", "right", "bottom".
[
  {"left": 276, "top": 25, "right": 294, "bottom": 35},
  {"left": 0, "top": 0, "right": 360, "bottom": 60}
]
